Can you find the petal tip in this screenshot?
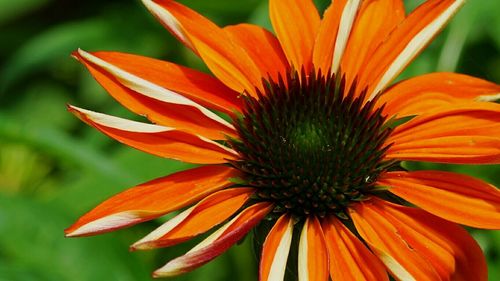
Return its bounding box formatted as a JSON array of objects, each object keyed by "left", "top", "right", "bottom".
[
  {"left": 141, "top": 0, "right": 164, "bottom": 18},
  {"left": 64, "top": 225, "right": 85, "bottom": 238},
  {"left": 152, "top": 263, "right": 184, "bottom": 278},
  {"left": 71, "top": 49, "right": 83, "bottom": 60},
  {"left": 130, "top": 240, "right": 154, "bottom": 251},
  {"left": 66, "top": 104, "right": 88, "bottom": 122},
  {"left": 64, "top": 228, "right": 77, "bottom": 238}
]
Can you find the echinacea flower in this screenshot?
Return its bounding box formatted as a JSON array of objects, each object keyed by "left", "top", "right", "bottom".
[{"left": 65, "top": 0, "right": 500, "bottom": 280}]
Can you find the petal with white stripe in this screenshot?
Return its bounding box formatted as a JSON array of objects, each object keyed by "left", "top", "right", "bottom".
[
  {"left": 142, "top": 0, "right": 263, "bottom": 96},
  {"left": 153, "top": 202, "right": 273, "bottom": 277},
  {"left": 131, "top": 188, "right": 254, "bottom": 250},
  {"left": 298, "top": 216, "right": 329, "bottom": 281},
  {"left": 68, "top": 105, "right": 237, "bottom": 164},
  {"left": 65, "top": 165, "right": 238, "bottom": 237},
  {"left": 340, "top": 0, "right": 405, "bottom": 88},
  {"left": 75, "top": 49, "right": 236, "bottom": 140},
  {"left": 330, "top": 0, "right": 362, "bottom": 74},
  {"left": 360, "top": 0, "right": 466, "bottom": 100},
  {"left": 259, "top": 214, "right": 294, "bottom": 281},
  {"left": 312, "top": 0, "right": 348, "bottom": 72}
]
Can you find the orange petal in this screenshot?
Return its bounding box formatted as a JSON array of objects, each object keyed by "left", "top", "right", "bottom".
[
  {"left": 76, "top": 50, "right": 242, "bottom": 115},
  {"left": 312, "top": 0, "right": 348, "bottom": 72},
  {"left": 379, "top": 171, "right": 500, "bottom": 229},
  {"left": 359, "top": 0, "right": 465, "bottom": 99},
  {"left": 350, "top": 201, "right": 442, "bottom": 280},
  {"left": 132, "top": 187, "right": 254, "bottom": 250},
  {"left": 224, "top": 24, "right": 289, "bottom": 83},
  {"left": 143, "top": 0, "right": 263, "bottom": 96},
  {"left": 341, "top": 0, "right": 405, "bottom": 88},
  {"left": 386, "top": 102, "right": 500, "bottom": 164},
  {"left": 269, "top": 0, "right": 320, "bottom": 72},
  {"left": 153, "top": 202, "right": 273, "bottom": 277},
  {"left": 322, "top": 216, "right": 388, "bottom": 281},
  {"left": 371, "top": 199, "right": 487, "bottom": 281},
  {"left": 377, "top": 72, "right": 500, "bottom": 118},
  {"left": 65, "top": 165, "right": 238, "bottom": 237},
  {"left": 68, "top": 106, "right": 237, "bottom": 164},
  {"left": 259, "top": 214, "right": 294, "bottom": 281},
  {"left": 298, "top": 216, "right": 329, "bottom": 281},
  {"left": 74, "top": 49, "right": 237, "bottom": 140}
]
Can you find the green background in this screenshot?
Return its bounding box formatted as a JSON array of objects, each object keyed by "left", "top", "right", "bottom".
[{"left": 0, "top": 0, "right": 498, "bottom": 280}]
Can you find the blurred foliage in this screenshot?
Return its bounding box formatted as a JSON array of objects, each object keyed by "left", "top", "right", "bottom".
[{"left": 0, "top": 0, "right": 499, "bottom": 280}]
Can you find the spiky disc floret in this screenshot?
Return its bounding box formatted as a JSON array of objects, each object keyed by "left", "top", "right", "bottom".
[{"left": 229, "top": 70, "right": 394, "bottom": 218}]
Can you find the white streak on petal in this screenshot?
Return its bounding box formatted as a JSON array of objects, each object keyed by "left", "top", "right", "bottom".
[
  {"left": 267, "top": 217, "right": 294, "bottom": 281},
  {"left": 69, "top": 105, "right": 238, "bottom": 156},
  {"left": 375, "top": 249, "right": 416, "bottom": 281},
  {"left": 369, "top": 0, "right": 465, "bottom": 100},
  {"left": 70, "top": 105, "right": 172, "bottom": 133},
  {"left": 141, "top": 0, "right": 195, "bottom": 50},
  {"left": 154, "top": 261, "right": 185, "bottom": 278},
  {"left": 152, "top": 214, "right": 240, "bottom": 277},
  {"left": 187, "top": 213, "right": 238, "bottom": 253},
  {"left": 477, "top": 93, "right": 500, "bottom": 102},
  {"left": 65, "top": 212, "right": 142, "bottom": 237},
  {"left": 298, "top": 219, "right": 310, "bottom": 281},
  {"left": 331, "top": 0, "right": 361, "bottom": 73},
  {"left": 132, "top": 206, "right": 195, "bottom": 250},
  {"left": 77, "top": 49, "right": 234, "bottom": 130}
]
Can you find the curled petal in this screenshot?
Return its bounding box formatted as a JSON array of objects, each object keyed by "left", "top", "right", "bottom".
[
  {"left": 269, "top": 0, "right": 320, "bottom": 72},
  {"left": 74, "top": 49, "right": 237, "bottom": 140},
  {"left": 153, "top": 202, "right": 273, "bottom": 277},
  {"left": 322, "top": 216, "right": 388, "bottom": 281},
  {"left": 386, "top": 102, "right": 500, "bottom": 164},
  {"left": 142, "top": 0, "right": 263, "bottom": 96},
  {"left": 65, "top": 165, "right": 238, "bottom": 237},
  {"left": 298, "top": 216, "right": 329, "bottom": 281},
  {"left": 259, "top": 214, "right": 294, "bottom": 281},
  {"left": 360, "top": 0, "right": 466, "bottom": 99},
  {"left": 379, "top": 171, "right": 500, "bottom": 229},
  {"left": 224, "top": 24, "right": 289, "bottom": 82},
  {"left": 132, "top": 187, "right": 254, "bottom": 250},
  {"left": 68, "top": 106, "right": 237, "bottom": 164},
  {"left": 377, "top": 72, "right": 500, "bottom": 118}
]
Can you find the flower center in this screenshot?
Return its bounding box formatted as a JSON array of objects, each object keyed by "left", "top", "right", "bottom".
[{"left": 229, "top": 70, "right": 394, "bottom": 218}]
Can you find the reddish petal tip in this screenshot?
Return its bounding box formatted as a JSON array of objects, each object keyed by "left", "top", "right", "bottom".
[{"left": 70, "top": 49, "right": 81, "bottom": 60}]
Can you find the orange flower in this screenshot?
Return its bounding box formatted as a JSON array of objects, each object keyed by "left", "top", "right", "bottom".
[{"left": 66, "top": 0, "right": 500, "bottom": 280}]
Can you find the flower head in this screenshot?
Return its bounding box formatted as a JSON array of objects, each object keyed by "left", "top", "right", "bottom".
[{"left": 66, "top": 0, "right": 500, "bottom": 280}]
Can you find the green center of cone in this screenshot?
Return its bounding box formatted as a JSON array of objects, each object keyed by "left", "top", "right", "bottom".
[
  {"left": 289, "top": 122, "right": 325, "bottom": 151},
  {"left": 229, "top": 70, "right": 395, "bottom": 218}
]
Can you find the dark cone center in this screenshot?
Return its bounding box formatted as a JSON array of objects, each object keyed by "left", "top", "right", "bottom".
[{"left": 229, "top": 70, "right": 394, "bottom": 218}]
